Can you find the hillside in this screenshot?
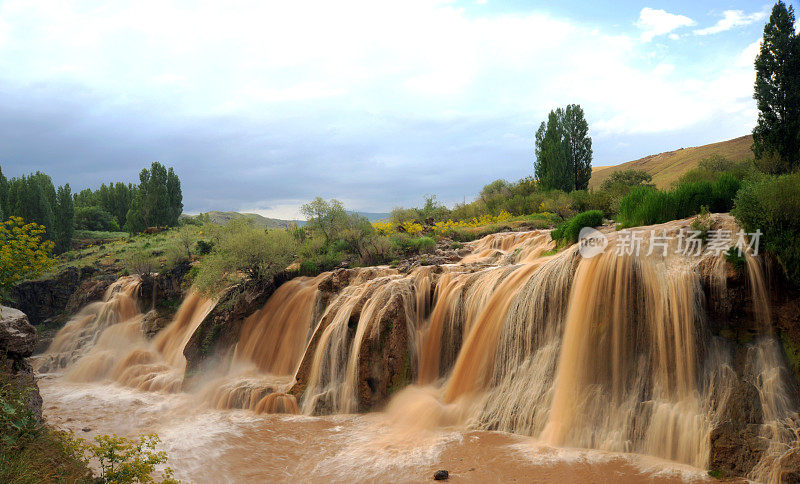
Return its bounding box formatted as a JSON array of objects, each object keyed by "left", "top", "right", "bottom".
[
  {"left": 589, "top": 135, "right": 753, "bottom": 189},
  {"left": 181, "top": 211, "right": 303, "bottom": 228}
]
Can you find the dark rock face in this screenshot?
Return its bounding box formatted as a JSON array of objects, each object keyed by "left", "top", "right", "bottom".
[
  {"left": 10, "top": 267, "right": 83, "bottom": 325},
  {"left": 64, "top": 275, "right": 116, "bottom": 316},
  {"left": 433, "top": 470, "right": 449, "bottom": 480},
  {"left": 0, "top": 306, "right": 42, "bottom": 421},
  {"left": 138, "top": 261, "right": 191, "bottom": 312}
]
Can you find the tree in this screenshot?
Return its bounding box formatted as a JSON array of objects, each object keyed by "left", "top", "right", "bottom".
[
  {"left": 562, "top": 104, "right": 593, "bottom": 190},
  {"left": 300, "top": 197, "right": 348, "bottom": 243},
  {"left": 0, "top": 217, "right": 55, "bottom": 300},
  {"left": 54, "top": 184, "right": 74, "bottom": 253},
  {"left": 535, "top": 109, "right": 572, "bottom": 191},
  {"left": 166, "top": 168, "right": 182, "bottom": 226},
  {"left": 0, "top": 167, "right": 7, "bottom": 220},
  {"left": 125, "top": 162, "right": 181, "bottom": 233},
  {"left": 534, "top": 105, "right": 592, "bottom": 191},
  {"left": 752, "top": 1, "right": 800, "bottom": 173}
]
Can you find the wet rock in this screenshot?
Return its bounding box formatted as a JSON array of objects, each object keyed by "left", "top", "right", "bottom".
[
  {"left": 433, "top": 470, "right": 449, "bottom": 480},
  {"left": 64, "top": 275, "right": 116, "bottom": 316},
  {"left": 0, "top": 306, "right": 37, "bottom": 357},
  {"left": 0, "top": 306, "right": 43, "bottom": 422},
  {"left": 140, "top": 309, "right": 171, "bottom": 338},
  {"left": 138, "top": 260, "right": 191, "bottom": 312}
]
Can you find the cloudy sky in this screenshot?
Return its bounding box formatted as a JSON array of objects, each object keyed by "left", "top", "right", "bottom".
[{"left": 0, "top": 0, "right": 781, "bottom": 218}]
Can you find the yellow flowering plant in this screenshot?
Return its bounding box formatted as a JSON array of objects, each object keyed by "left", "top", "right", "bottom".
[{"left": 0, "top": 216, "right": 55, "bottom": 299}]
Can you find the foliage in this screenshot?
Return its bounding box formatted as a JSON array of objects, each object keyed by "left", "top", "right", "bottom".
[
  {"left": 390, "top": 234, "right": 436, "bottom": 255},
  {"left": 75, "top": 205, "right": 120, "bottom": 232},
  {"left": 752, "top": 1, "right": 800, "bottom": 173},
  {"left": 389, "top": 195, "right": 451, "bottom": 224},
  {"left": 300, "top": 197, "right": 349, "bottom": 243},
  {"left": 195, "top": 239, "right": 214, "bottom": 255},
  {"left": 732, "top": 172, "right": 800, "bottom": 287},
  {"left": 86, "top": 433, "right": 177, "bottom": 484},
  {"left": 617, "top": 175, "right": 741, "bottom": 228},
  {"left": 2, "top": 170, "right": 73, "bottom": 253},
  {"left": 194, "top": 220, "right": 298, "bottom": 293},
  {"left": 125, "top": 162, "right": 183, "bottom": 233},
  {"left": 74, "top": 182, "right": 137, "bottom": 229},
  {"left": 677, "top": 156, "right": 757, "bottom": 185},
  {"left": 0, "top": 375, "right": 91, "bottom": 483},
  {"left": 535, "top": 104, "right": 592, "bottom": 191},
  {"left": 600, "top": 169, "right": 653, "bottom": 191},
  {"left": 550, "top": 210, "right": 604, "bottom": 245},
  {"left": 0, "top": 216, "right": 55, "bottom": 298}
]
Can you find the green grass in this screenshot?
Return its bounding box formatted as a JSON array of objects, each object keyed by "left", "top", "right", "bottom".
[
  {"left": 73, "top": 230, "right": 128, "bottom": 241},
  {"left": 50, "top": 225, "right": 205, "bottom": 277}
]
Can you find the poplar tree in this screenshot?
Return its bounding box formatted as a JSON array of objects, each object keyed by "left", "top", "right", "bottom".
[
  {"left": 753, "top": 1, "right": 800, "bottom": 173},
  {"left": 534, "top": 105, "right": 592, "bottom": 191}
]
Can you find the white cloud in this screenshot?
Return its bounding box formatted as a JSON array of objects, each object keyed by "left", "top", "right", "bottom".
[
  {"left": 636, "top": 7, "right": 695, "bottom": 42},
  {"left": 0, "top": 1, "right": 759, "bottom": 137},
  {"left": 694, "top": 9, "right": 767, "bottom": 35}
]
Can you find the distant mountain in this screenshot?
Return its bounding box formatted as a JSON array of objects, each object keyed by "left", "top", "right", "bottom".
[
  {"left": 349, "top": 211, "right": 390, "bottom": 222},
  {"left": 181, "top": 211, "right": 304, "bottom": 228},
  {"left": 589, "top": 135, "right": 753, "bottom": 189}
]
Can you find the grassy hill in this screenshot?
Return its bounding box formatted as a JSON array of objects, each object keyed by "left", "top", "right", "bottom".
[
  {"left": 589, "top": 135, "right": 753, "bottom": 189},
  {"left": 181, "top": 211, "right": 303, "bottom": 228}
]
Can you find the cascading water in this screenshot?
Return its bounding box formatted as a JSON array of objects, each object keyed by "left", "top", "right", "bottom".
[
  {"left": 37, "top": 214, "right": 800, "bottom": 482},
  {"left": 36, "top": 277, "right": 216, "bottom": 392}
]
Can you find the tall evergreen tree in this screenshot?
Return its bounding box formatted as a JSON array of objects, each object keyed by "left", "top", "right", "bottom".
[
  {"left": 534, "top": 106, "right": 592, "bottom": 191},
  {"left": 535, "top": 110, "right": 571, "bottom": 191},
  {"left": 54, "top": 184, "right": 74, "bottom": 253},
  {"left": 0, "top": 166, "right": 7, "bottom": 220},
  {"left": 124, "top": 162, "right": 181, "bottom": 232},
  {"left": 166, "top": 167, "right": 183, "bottom": 226},
  {"left": 562, "top": 104, "right": 593, "bottom": 190},
  {"left": 753, "top": 1, "right": 800, "bottom": 173}
]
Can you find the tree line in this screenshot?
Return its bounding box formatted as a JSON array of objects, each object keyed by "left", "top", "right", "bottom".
[{"left": 0, "top": 162, "right": 182, "bottom": 252}]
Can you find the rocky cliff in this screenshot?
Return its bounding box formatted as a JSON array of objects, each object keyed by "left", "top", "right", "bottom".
[{"left": 0, "top": 306, "right": 42, "bottom": 421}]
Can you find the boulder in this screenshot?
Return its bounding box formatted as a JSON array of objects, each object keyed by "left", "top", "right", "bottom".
[
  {"left": 0, "top": 306, "right": 43, "bottom": 422},
  {"left": 0, "top": 306, "right": 37, "bottom": 357},
  {"left": 140, "top": 309, "right": 171, "bottom": 338}
]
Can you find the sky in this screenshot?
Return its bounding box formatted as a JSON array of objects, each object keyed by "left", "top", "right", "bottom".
[{"left": 0, "top": 0, "right": 788, "bottom": 219}]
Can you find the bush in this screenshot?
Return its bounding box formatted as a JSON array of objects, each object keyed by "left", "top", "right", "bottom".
[
  {"left": 390, "top": 234, "right": 436, "bottom": 254},
  {"left": 732, "top": 172, "right": 800, "bottom": 287},
  {"left": 194, "top": 220, "right": 298, "bottom": 293},
  {"left": 600, "top": 169, "right": 653, "bottom": 191},
  {"left": 551, "top": 210, "right": 604, "bottom": 245},
  {"left": 617, "top": 175, "right": 740, "bottom": 228},
  {"left": 195, "top": 240, "right": 214, "bottom": 255},
  {"left": 74, "top": 206, "right": 120, "bottom": 231}
]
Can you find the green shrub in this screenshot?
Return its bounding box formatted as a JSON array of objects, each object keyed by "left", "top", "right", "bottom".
[
  {"left": 194, "top": 220, "right": 299, "bottom": 294},
  {"left": 732, "top": 172, "right": 800, "bottom": 287},
  {"left": 195, "top": 240, "right": 214, "bottom": 255},
  {"left": 600, "top": 169, "right": 653, "bottom": 191},
  {"left": 551, "top": 210, "right": 604, "bottom": 245},
  {"left": 618, "top": 175, "right": 740, "bottom": 228},
  {"left": 74, "top": 206, "right": 120, "bottom": 231},
  {"left": 390, "top": 234, "right": 437, "bottom": 254}
]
